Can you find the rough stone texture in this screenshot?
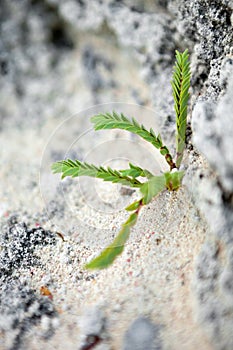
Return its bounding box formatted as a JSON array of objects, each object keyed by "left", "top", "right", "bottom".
[
  {"left": 0, "top": 0, "right": 177, "bottom": 128},
  {"left": 193, "top": 60, "right": 233, "bottom": 194},
  {"left": 0, "top": 279, "right": 58, "bottom": 350},
  {"left": 0, "top": 0, "right": 233, "bottom": 349},
  {"left": 172, "top": 1, "right": 233, "bottom": 349},
  {"left": 122, "top": 317, "right": 162, "bottom": 350},
  {"left": 0, "top": 221, "right": 59, "bottom": 350},
  {"left": 190, "top": 68, "right": 233, "bottom": 350},
  {"left": 193, "top": 240, "right": 233, "bottom": 350},
  {"left": 0, "top": 222, "right": 57, "bottom": 276},
  {"left": 168, "top": 0, "right": 233, "bottom": 99},
  {"left": 78, "top": 307, "right": 110, "bottom": 350}
]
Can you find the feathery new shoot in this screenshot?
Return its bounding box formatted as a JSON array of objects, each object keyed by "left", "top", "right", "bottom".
[
  {"left": 171, "top": 49, "right": 191, "bottom": 167},
  {"left": 51, "top": 49, "right": 191, "bottom": 269}
]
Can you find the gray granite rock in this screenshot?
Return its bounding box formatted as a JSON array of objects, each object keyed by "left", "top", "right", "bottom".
[
  {"left": 173, "top": 2, "right": 233, "bottom": 349},
  {"left": 189, "top": 66, "right": 233, "bottom": 350},
  {"left": 1, "top": 0, "right": 233, "bottom": 349},
  {"left": 193, "top": 60, "right": 233, "bottom": 193},
  {"left": 169, "top": 0, "right": 233, "bottom": 102},
  {"left": 0, "top": 222, "right": 57, "bottom": 276},
  {"left": 79, "top": 307, "right": 106, "bottom": 336},
  {"left": 122, "top": 317, "right": 162, "bottom": 350},
  {"left": 0, "top": 278, "right": 58, "bottom": 350},
  {"left": 78, "top": 307, "right": 110, "bottom": 350}
]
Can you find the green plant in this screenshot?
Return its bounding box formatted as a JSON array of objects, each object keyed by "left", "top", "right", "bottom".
[{"left": 52, "top": 49, "right": 191, "bottom": 269}]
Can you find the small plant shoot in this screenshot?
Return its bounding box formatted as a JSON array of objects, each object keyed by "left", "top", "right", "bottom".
[{"left": 52, "top": 50, "right": 191, "bottom": 269}]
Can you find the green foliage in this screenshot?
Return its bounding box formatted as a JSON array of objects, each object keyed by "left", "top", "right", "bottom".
[
  {"left": 92, "top": 112, "right": 176, "bottom": 170},
  {"left": 85, "top": 211, "right": 139, "bottom": 269},
  {"left": 51, "top": 159, "right": 142, "bottom": 187},
  {"left": 171, "top": 49, "right": 191, "bottom": 168},
  {"left": 125, "top": 199, "right": 142, "bottom": 211},
  {"left": 119, "top": 163, "right": 153, "bottom": 179},
  {"left": 52, "top": 49, "right": 191, "bottom": 269},
  {"left": 164, "top": 171, "right": 185, "bottom": 191},
  {"left": 140, "top": 175, "right": 166, "bottom": 205}
]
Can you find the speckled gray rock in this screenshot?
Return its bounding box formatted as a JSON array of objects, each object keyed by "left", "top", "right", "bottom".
[
  {"left": 122, "top": 317, "right": 162, "bottom": 350},
  {"left": 78, "top": 307, "right": 109, "bottom": 350},
  {"left": 168, "top": 0, "right": 233, "bottom": 98},
  {"left": 189, "top": 61, "right": 233, "bottom": 350},
  {"left": 0, "top": 0, "right": 178, "bottom": 122},
  {"left": 193, "top": 60, "right": 233, "bottom": 194},
  {"left": 0, "top": 222, "right": 57, "bottom": 276},
  {"left": 104, "top": 3, "right": 176, "bottom": 123},
  {"left": 1, "top": 0, "right": 233, "bottom": 349},
  {"left": 0, "top": 222, "right": 59, "bottom": 349},
  {"left": 169, "top": 0, "right": 232, "bottom": 60},
  {"left": 79, "top": 307, "right": 106, "bottom": 336},
  {"left": 0, "top": 278, "right": 58, "bottom": 350},
  {"left": 193, "top": 239, "right": 233, "bottom": 350},
  {"left": 173, "top": 1, "right": 233, "bottom": 349}
]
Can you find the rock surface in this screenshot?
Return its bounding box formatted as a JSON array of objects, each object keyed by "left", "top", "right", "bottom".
[
  {"left": 122, "top": 317, "right": 162, "bottom": 350},
  {"left": 0, "top": 0, "right": 233, "bottom": 349}
]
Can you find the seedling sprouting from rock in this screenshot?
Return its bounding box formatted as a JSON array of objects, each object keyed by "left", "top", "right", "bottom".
[{"left": 52, "top": 50, "right": 191, "bottom": 269}]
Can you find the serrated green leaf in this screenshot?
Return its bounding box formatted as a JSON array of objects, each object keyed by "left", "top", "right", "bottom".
[
  {"left": 119, "top": 163, "right": 153, "bottom": 179},
  {"left": 51, "top": 161, "right": 69, "bottom": 174},
  {"left": 51, "top": 159, "right": 142, "bottom": 188},
  {"left": 61, "top": 167, "right": 80, "bottom": 179},
  {"left": 91, "top": 112, "right": 174, "bottom": 168},
  {"left": 120, "top": 168, "right": 142, "bottom": 178},
  {"left": 171, "top": 49, "right": 191, "bottom": 168}
]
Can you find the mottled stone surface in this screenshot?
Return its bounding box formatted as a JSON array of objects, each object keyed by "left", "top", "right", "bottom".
[
  {"left": 122, "top": 317, "right": 162, "bottom": 350},
  {"left": 1, "top": 0, "right": 233, "bottom": 349},
  {"left": 174, "top": 2, "right": 233, "bottom": 348}
]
